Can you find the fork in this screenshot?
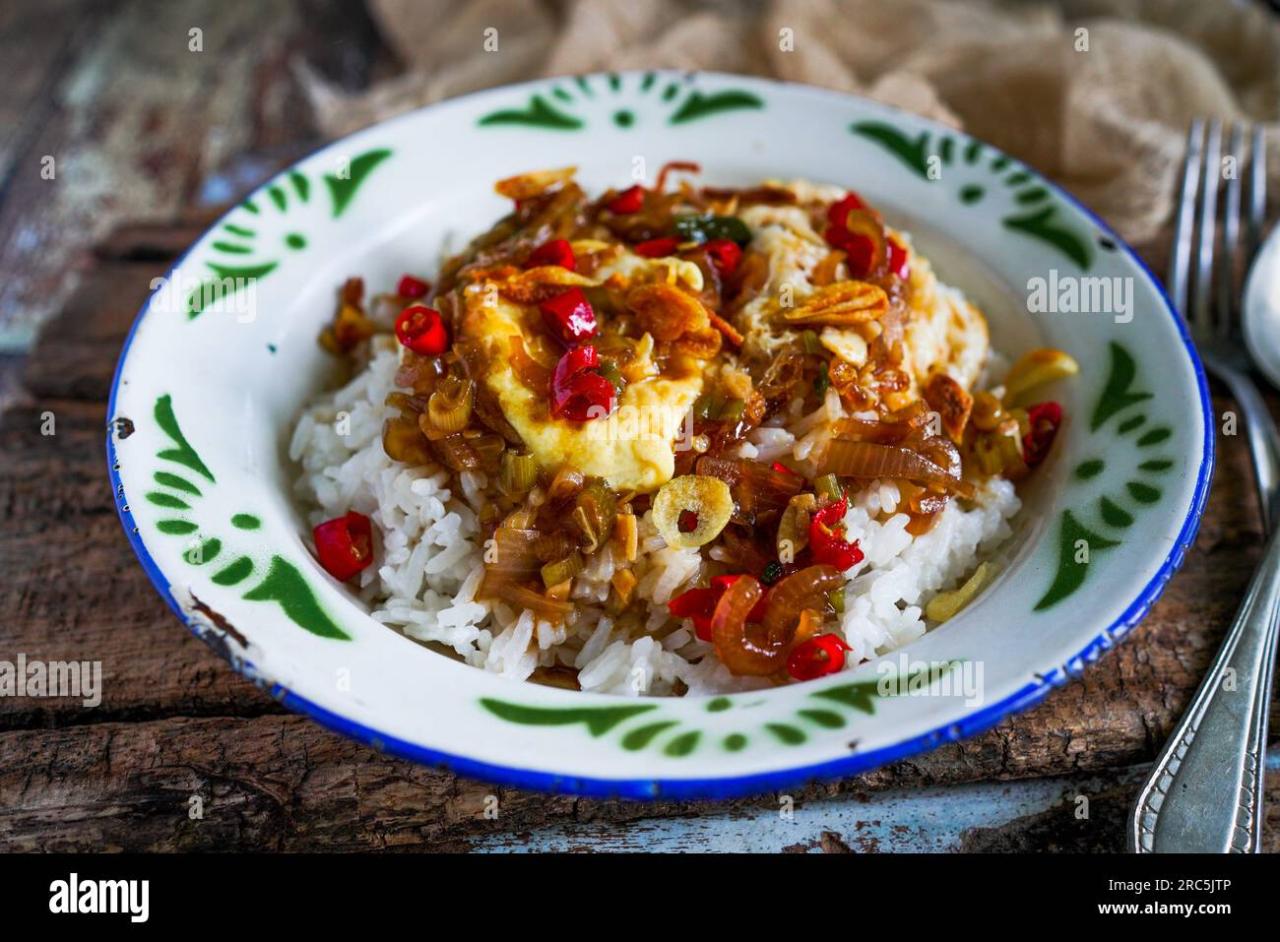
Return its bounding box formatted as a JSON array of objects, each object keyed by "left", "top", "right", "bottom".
[{"left": 1129, "top": 118, "right": 1277, "bottom": 853}]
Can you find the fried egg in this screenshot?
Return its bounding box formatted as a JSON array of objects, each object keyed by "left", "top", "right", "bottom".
[{"left": 456, "top": 256, "right": 707, "bottom": 494}]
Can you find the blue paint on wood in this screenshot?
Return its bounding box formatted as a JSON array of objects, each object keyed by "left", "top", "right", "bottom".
[{"left": 469, "top": 750, "right": 1279, "bottom": 853}]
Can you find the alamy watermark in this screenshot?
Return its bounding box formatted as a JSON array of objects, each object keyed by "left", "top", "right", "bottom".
[
  {"left": 149, "top": 269, "right": 260, "bottom": 322},
  {"left": 876, "top": 654, "right": 984, "bottom": 707},
  {"left": 585, "top": 401, "right": 696, "bottom": 448},
  {"left": 0, "top": 654, "right": 102, "bottom": 707},
  {"left": 49, "top": 873, "right": 148, "bottom": 923},
  {"left": 1026, "top": 269, "right": 1133, "bottom": 324}
]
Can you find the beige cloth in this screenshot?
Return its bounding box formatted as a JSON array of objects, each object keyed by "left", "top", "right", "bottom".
[{"left": 301, "top": 0, "right": 1280, "bottom": 260}]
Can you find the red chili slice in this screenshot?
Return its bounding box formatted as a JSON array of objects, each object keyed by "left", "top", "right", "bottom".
[
  {"left": 704, "top": 238, "right": 743, "bottom": 277},
  {"left": 668, "top": 587, "right": 720, "bottom": 616},
  {"left": 1023, "top": 401, "right": 1064, "bottom": 467},
  {"left": 607, "top": 185, "right": 646, "bottom": 214},
  {"left": 887, "top": 237, "right": 909, "bottom": 280},
  {"left": 669, "top": 577, "right": 769, "bottom": 641},
  {"left": 555, "top": 372, "right": 616, "bottom": 422},
  {"left": 808, "top": 496, "right": 864, "bottom": 571},
  {"left": 525, "top": 239, "right": 576, "bottom": 271},
  {"left": 824, "top": 226, "right": 877, "bottom": 278},
  {"left": 552, "top": 343, "right": 599, "bottom": 382},
  {"left": 312, "top": 511, "right": 374, "bottom": 582},
  {"left": 397, "top": 274, "right": 430, "bottom": 299},
  {"left": 823, "top": 192, "right": 880, "bottom": 277},
  {"left": 787, "top": 633, "right": 851, "bottom": 681},
  {"left": 825, "top": 193, "right": 865, "bottom": 227},
  {"left": 668, "top": 586, "right": 720, "bottom": 638},
  {"left": 550, "top": 345, "right": 615, "bottom": 421},
  {"left": 539, "top": 287, "right": 598, "bottom": 345},
  {"left": 633, "top": 236, "right": 680, "bottom": 258},
  {"left": 394, "top": 305, "right": 450, "bottom": 355}
]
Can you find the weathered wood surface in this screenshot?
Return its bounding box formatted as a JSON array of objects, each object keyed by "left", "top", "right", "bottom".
[
  {"left": 0, "top": 219, "right": 1276, "bottom": 852},
  {"left": 0, "top": 0, "right": 392, "bottom": 350}
]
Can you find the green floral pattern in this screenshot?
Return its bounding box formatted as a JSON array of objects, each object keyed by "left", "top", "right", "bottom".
[
  {"left": 477, "top": 72, "right": 764, "bottom": 132},
  {"left": 481, "top": 663, "right": 960, "bottom": 756},
  {"left": 1035, "top": 344, "right": 1176, "bottom": 609},
  {"left": 851, "top": 121, "right": 1095, "bottom": 270},
  {"left": 185, "top": 148, "right": 392, "bottom": 319},
  {"left": 143, "top": 394, "right": 349, "bottom": 640}
]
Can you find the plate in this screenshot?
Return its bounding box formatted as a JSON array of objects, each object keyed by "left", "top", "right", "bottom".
[{"left": 108, "top": 71, "right": 1212, "bottom": 798}]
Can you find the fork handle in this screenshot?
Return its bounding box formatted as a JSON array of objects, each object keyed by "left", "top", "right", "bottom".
[
  {"left": 1129, "top": 524, "right": 1280, "bottom": 852},
  {"left": 1217, "top": 369, "right": 1280, "bottom": 533}
]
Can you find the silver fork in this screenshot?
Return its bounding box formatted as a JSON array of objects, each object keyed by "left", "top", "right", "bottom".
[{"left": 1129, "top": 118, "right": 1277, "bottom": 853}]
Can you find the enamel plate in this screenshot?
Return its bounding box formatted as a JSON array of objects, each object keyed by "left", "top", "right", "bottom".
[{"left": 109, "top": 72, "right": 1211, "bottom": 798}]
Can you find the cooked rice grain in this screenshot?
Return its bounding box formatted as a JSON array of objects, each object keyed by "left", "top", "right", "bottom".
[{"left": 292, "top": 339, "right": 1019, "bottom": 696}]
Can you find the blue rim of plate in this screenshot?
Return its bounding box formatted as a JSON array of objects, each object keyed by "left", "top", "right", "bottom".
[{"left": 106, "top": 75, "right": 1215, "bottom": 800}]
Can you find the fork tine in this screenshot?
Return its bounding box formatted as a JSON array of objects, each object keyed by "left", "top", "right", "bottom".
[
  {"left": 1169, "top": 119, "right": 1204, "bottom": 318},
  {"left": 1191, "top": 119, "right": 1222, "bottom": 330},
  {"left": 1218, "top": 122, "right": 1245, "bottom": 333},
  {"left": 1247, "top": 124, "right": 1267, "bottom": 261}
]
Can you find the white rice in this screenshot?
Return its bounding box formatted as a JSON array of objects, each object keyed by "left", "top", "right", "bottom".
[{"left": 290, "top": 338, "right": 1020, "bottom": 696}]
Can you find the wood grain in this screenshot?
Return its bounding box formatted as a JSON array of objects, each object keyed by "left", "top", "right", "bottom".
[
  {"left": 0, "top": 0, "right": 393, "bottom": 349},
  {"left": 1, "top": 715, "right": 1275, "bottom": 853},
  {"left": 0, "top": 220, "right": 1276, "bottom": 851}
]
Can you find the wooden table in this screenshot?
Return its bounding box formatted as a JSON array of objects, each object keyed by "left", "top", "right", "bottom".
[
  {"left": 1, "top": 0, "right": 1277, "bottom": 853},
  {"left": 0, "top": 218, "right": 1276, "bottom": 853},
  {"left": 0, "top": 0, "right": 392, "bottom": 355}
]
